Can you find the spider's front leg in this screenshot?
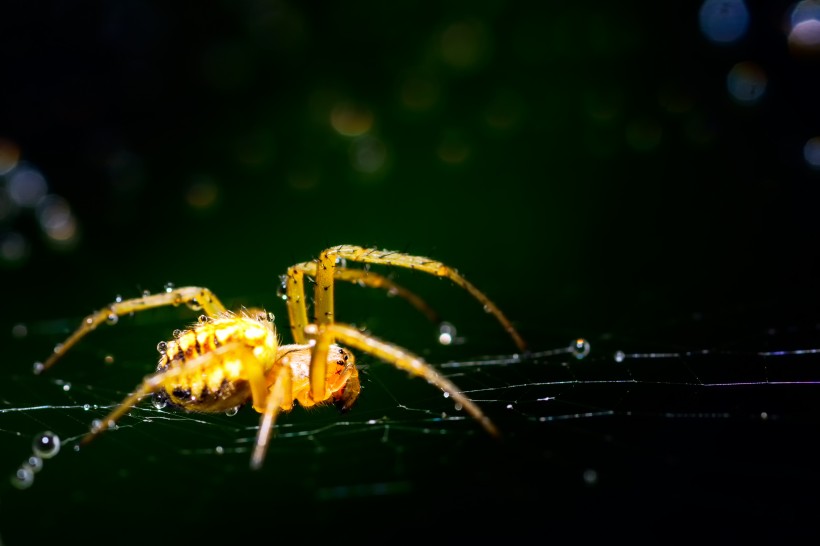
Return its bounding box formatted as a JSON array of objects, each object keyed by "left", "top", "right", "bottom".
[
  {"left": 36, "top": 287, "right": 227, "bottom": 374},
  {"left": 304, "top": 323, "right": 499, "bottom": 437},
  {"left": 313, "top": 246, "right": 527, "bottom": 351}
]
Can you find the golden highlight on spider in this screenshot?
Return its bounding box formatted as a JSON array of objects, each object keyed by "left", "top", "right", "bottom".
[{"left": 36, "top": 245, "right": 526, "bottom": 469}]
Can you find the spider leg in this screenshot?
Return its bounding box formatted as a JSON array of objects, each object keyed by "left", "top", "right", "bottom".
[
  {"left": 38, "top": 287, "right": 227, "bottom": 373},
  {"left": 250, "top": 364, "right": 292, "bottom": 470},
  {"left": 304, "top": 323, "right": 499, "bottom": 437},
  {"left": 312, "top": 245, "right": 526, "bottom": 352},
  {"left": 80, "top": 342, "right": 269, "bottom": 445},
  {"left": 285, "top": 262, "right": 440, "bottom": 344}
]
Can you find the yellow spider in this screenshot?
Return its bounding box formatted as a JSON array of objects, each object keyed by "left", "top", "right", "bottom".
[{"left": 35, "top": 245, "right": 527, "bottom": 469}]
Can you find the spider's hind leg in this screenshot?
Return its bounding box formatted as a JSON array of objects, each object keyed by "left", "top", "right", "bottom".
[{"left": 37, "top": 287, "right": 227, "bottom": 373}]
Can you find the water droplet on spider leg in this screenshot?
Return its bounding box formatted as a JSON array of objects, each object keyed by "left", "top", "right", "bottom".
[
  {"left": 24, "top": 455, "right": 43, "bottom": 474},
  {"left": 387, "top": 287, "right": 399, "bottom": 297},
  {"left": 335, "top": 257, "right": 347, "bottom": 268},
  {"left": 10, "top": 466, "right": 34, "bottom": 490},
  {"left": 198, "top": 315, "right": 209, "bottom": 323},
  {"left": 483, "top": 305, "right": 492, "bottom": 313},
  {"left": 224, "top": 406, "right": 239, "bottom": 417},
  {"left": 186, "top": 298, "right": 202, "bottom": 311},
  {"left": 569, "top": 338, "right": 591, "bottom": 360},
  {"left": 52, "top": 343, "right": 64, "bottom": 354},
  {"left": 614, "top": 350, "right": 625, "bottom": 363},
  {"left": 90, "top": 419, "right": 103, "bottom": 433},
  {"left": 172, "top": 329, "right": 183, "bottom": 339},
  {"left": 114, "top": 294, "right": 123, "bottom": 303},
  {"left": 438, "top": 322, "right": 457, "bottom": 346},
  {"left": 164, "top": 282, "right": 175, "bottom": 293},
  {"left": 156, "top": 341, "right": 167, "bottom": 354},
  {"left": 106, "top": 312, "right": 118, "bottom": 326},
  {"left": 32, "top": 361, "right": 44, "bottom": 375},
  {"left": 32, "top": 431, "right": 60, "bottom": 459},
  {"left": 142, "top": 289, "right": 151, "bottom": 297},
  {"left": 152, "top": 391, "right": 168, "bottom": 410}
]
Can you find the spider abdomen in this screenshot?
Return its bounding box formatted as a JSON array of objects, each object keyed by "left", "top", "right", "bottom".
[{"left": 156, "top": 314, "right": 277, "bottom": 412}]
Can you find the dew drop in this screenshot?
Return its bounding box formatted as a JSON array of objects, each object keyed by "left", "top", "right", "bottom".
[
  {"left": 215, "top": 446, "right": 224, "bottom": 455},
  {"left": 277, "top": 275, "right": 289, "bottom": 300},
  {"left": 114, "top": 294, "right": 123, "bottom": 303},
  {"left": 156, "top": 341, "right": 167, "bottom": 354},
  {"left": 10, "top": 466, "right": 34, "bottom": 490},
  {"left": 198, "top": 315, "right": 209, "bottom": 323},
  {"left": 570, "top": 338, "right": 591, "bottom": 360},
  {"left": 443, "top": 392, "right": 451, "bottom": 399},
  {"left": 83, "top": 403, "right": 91, "bottom": 411},
  {"left": 152, "top": 391, "right": 168, "bottom": 410},
  {"left": 172, "top": 295, "right": 182, "bottom": 307},
  {"left": 90, "top": 419, "right": 103, "bottom": 433},
  {"left": 583, "top": 468, "right": 599, "bottom": 485},
  {"left": 225, "top": 406, "right": 239, "bottom": 417},
  {"left": 172, "top": 329, "right": 183, "bottom": 338},
  {"left": 186, "top": 298, "right": 202, "bottom": 311},
  {"left": 62, "top": 382, "right": 71, "bottom": 392},
  {"left": 142, "top": 289, "right": 151, "bottom": 297},
  {"left": 11, "top": 323, "right": 28, "bottom": 338},
  {"left": 106, "top": 313, "right": 118, "bottom": 325},
  {"left": 164, "top": 282, "right": 175, "bottom": 293},
  {"left": 32, "top": 431, "right": 61, "bottom": 459},
  {"left": 32, "top": 361, "right": 44, "bottom": 375},
  {"left": 25, "top": 455, "right": 43, "bottom": 473},
  {"left": 483, "top": 304, "right": 492, "bottom": 313},
  {"left": 614, "top": 350, "right": 626, "bottom": 363},
  {"left": 104, "top": 354, "right": 114, "bottom": 364},
  {"left": 438, "top": 321, "right": 456, "bottom": 346},
  {"left": 85, "top": 316, "right": 94, "bottom": 325},
  {"left": 52, "top": 343, "right": 63, "bottom": 354}
]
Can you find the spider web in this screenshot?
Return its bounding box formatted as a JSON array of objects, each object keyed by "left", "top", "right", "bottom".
[{"left": 1, "top": 295, "right": 820, "bottom": 543}]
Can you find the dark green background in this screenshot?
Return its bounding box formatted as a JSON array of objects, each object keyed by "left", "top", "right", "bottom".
[{"left": 2, "top": 1, "right": 820, "bottom": 543}]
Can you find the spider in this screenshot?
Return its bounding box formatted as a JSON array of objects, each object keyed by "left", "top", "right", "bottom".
[{"left": 35, "top": 245, "right": 527, "bottom": 469}]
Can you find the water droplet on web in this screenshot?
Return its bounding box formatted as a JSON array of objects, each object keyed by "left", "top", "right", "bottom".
[
  {"left": 32, "top": 431, "right": 60, "bottom": 459},
  {"left": 438, "top": 322, "right": 457, "bottom": 345},
  {"left": 62, "top": 382, "right": 71, "bottom": 392},
  {"left": 32, "top": 362, "right": 44, "bottom": 375},
  {"left": 453, "top": 403, "right": 463, "bottom": 411},
  {"left": 614, "top": 350, "right": 625, "bottom": 363},
  {"left": 569, "top": 338, "right": 591, "bottom": 360},
  {"left": 83, "top": 403, "right": 91, "bottom": 411},
  {"left": 25, "top": 455, "right": 43, "bottom": 473},
  {"left": 152, "top": 391, "right": 168, "bottom": 410},
  {"left": 215, "top": 446, "right": 224, "bottom": 455},
  {"left": 10, "top": 466, "right": 34, "bottom": 490},
  {"left": 387, "top": 287, "right": 399, "bottom": 297},
  {"left": 90, "top": 419, "right": 103, "bottom": 433},
  {"left": 443, "top": 392, "right": 451, "bottom": 398},
  {"left": 106, "top": 313, "right": 118, "bottom": 326},
  {"left": 225, "top": 406, "right": 239, "bottom": 417},
  {"left": 277, "top": 275, "right": 288, "bottom": 300},
  {"left": 53, "top": 343, "right": 63, "bottom": 354},
  {"left": 164, "top": 282, "right": 175, "bottom": 293}
]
